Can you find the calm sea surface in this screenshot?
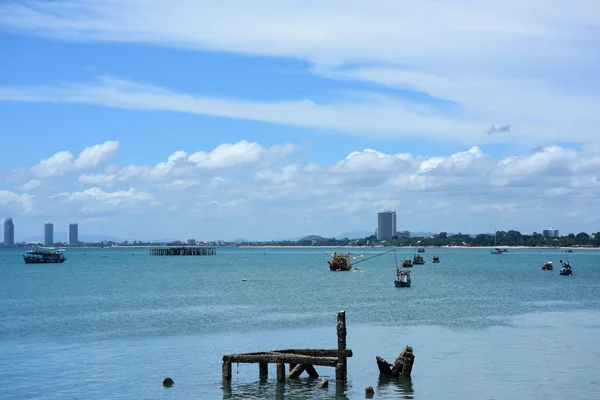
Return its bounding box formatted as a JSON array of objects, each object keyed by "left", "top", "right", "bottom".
[{"left": 1, "top": 247, "right": 599, "bottom": 399}]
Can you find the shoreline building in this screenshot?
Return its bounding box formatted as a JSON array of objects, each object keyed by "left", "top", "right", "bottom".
[
  {"left": 3, "top": 218, "right": 14, "bottom": 247},
  {"left": 377, "top": 211, "right": 397, "bottom": 241},
  {"left": 68, "top": 223, "right": 78, "bottom": 245},
  {"left": 44, "top": 222, "right": 54, "bottom": 247},
  {"left": 542, "top": 227, "right": 559, "bottom": 238}
]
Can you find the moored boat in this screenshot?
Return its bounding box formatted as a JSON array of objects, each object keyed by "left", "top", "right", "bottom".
[
  {"left": 559, "top": 261, "right": 572, "bottom": 276},
  {"left": 413, "top": 254, "right": 425, "bottom": 265},
  {"left": 402, "top": 257, "right": 413, "bottom": 268},
  {"left": 394, "top": 267, "right": 411, "bottom": 287},
  {"left": 432, "top": 255, "right": 440, "bottom": 263},
  {"left": 328, "top": 252, "right": 352, "bottom": 271},
  {"left": 417, "top": 247, "right": 425, "bottom": 253},
  {"left": 23, "top": 247, "right": 66, "bottom": 264},
  {"left": 541, "top": 261, "right": 553, "bottom": 270}
]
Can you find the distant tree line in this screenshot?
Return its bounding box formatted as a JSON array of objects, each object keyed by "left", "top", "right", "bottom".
[{"left": 258, "top": 230, "right": 600, "bottom": 248}]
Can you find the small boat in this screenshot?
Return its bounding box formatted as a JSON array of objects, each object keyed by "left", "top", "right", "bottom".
[
  {"left": 417, "top": 247, "right": 425, "bottom": 253},
  {"left": 565, "top": 249, "right": 573, "bottom": 253},
  {"left": 394, "top": 266, "right": 411, "bottom": 287},
  {"left": 490, "top": 248, "right": 503, "bottom": 254},
  {"left": 432, "top": 255, "right": 440, "bottom": 263},
  {"left": 23, "top": 247, "right": 66, "bottom": 264},
  {"left": 412, "top": 254, "right": 425, "bottom": 265},
  {"left": 559, "top": 261, "right": 572, "bottom": 276},
  {"left": 402, "top": 258, "right": 413, "bottom": 268},
  {"left": 328, "top": 252, "right": 352, "bottom": 271},
  {"left": 541, "top": 261, "right": 553, "bottom": 270}
]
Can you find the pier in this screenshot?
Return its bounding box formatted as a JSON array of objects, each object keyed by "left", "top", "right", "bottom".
[
  {"left": 222, "top": 310, "right": 352, "bottom": 383},
  {"left": 149, "top": 246, "right": 216, "bottom": 256}
]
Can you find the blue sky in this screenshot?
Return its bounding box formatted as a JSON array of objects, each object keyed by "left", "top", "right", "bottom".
[{"left": 1, "top": 0, "right": 600, "bottom": 241}]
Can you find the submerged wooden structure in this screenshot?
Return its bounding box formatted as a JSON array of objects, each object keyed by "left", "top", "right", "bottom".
[
  {"left": 149, "top": 246, "right": 216, "bottom": 256},
  {"left": 222, "top": 311, "right": 352, "bottom": 382}
]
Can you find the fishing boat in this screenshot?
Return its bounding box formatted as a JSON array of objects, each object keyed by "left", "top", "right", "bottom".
[
  {"left": 559, "top": 260, "right": 572, "bottom": 276},
  {"left": 328, "top": 252, "right": 352, "bottom": 271},
  {"left": 541, "top": 261, "right": 553, "bottom": 270},
  {"left": 413, "top": 254, "right": 425, "bottom": 265},
  {"left": 23, "top": 247, "right": 66, "bottom": 264},
  {"left": 417, "top": 247, "right": 425, "bottom": 253},
  {"left": 490, "top": 230, "right": 503, "bottom": 254},
  {"left": 432, "top": 255, "right": 440, "bottom": 263},
  {"left": 402, "top": 257, "right": 413, "bottom": 268},
  {"left": 395, "top": 267, "right": 411, "bottom": 287}
]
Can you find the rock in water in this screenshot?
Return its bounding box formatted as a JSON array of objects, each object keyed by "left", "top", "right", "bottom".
[
  {"left": 365, "top": 386, "right": 375, "bottom": 397},
  {"left": 163, "top": 377, "right": 174, "bottom": 387}
]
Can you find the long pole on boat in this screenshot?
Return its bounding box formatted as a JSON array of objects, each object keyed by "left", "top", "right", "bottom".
[{"left": 352, "top": 248, "right": 397, "bottom": 266}]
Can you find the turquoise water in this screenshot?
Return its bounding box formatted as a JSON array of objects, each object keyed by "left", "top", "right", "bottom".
[{"left": 1, "top": 247, "right": 599, "bottom": 399}]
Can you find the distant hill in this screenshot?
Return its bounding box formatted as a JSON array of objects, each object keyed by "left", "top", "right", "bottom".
[
  {"left": 336, "top": 230, "right": 374, "bottom": 239},
  {"left": 299, "top": 235, "right": 325, "bottom": 241}
]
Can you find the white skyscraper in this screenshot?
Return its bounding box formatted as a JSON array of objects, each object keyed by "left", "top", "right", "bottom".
[
  {"left": 377, "top": 211, "right": 397, "bottom": 241},
  {"left": 3, "top": 218, "right": 14, "bottom": 247},
  {"left": 44, "top": 222, "right": 54, "bottom": 247}
]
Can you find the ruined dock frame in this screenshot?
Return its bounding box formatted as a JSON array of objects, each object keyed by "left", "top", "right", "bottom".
[
  {"left": 149, "top": 246, "right": 216, "bottom": 256},
  {"left": 222, "top": 310, "right": 352, "bottom": 382}
]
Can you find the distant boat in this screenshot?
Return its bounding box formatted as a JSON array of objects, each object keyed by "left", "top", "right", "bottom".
[
  {"left": 417, "top": 247, "right": 425, "bottom": 253},
  {"left": 432, "top": 255, "right": 440, "bottom": 263},
  {"left": 490, "top": 230, "right": 503, "bottom": 254},
  {"left": 541, "top": 261, "right": 553, "bottom": 270},
  {"left": 402, "top": 257, "right": 413, "bottom": 268},
  {"left": 23, "top": 247, "right": 66, "bottom": 264},
  {"left": 412, "top": 254, "right": 425, "bottom": 265},
  {"left": 565, "top": 249, "right": 573, "bottom": 253}
]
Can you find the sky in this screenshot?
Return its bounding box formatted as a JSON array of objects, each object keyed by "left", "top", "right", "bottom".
[{"left": 1, "top": 0, "right": 600, "bottom": 241}]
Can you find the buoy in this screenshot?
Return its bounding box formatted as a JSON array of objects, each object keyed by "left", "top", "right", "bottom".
[
  {"left": 163, "top": 377, "right": 174, "bottom": 387},
  {"left": 242, "top": 278, "right": 247, "bottom": 282}
]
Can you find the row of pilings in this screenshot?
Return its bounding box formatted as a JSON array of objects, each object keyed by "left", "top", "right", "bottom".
[{"left": 149, "top": 247, "right": 216, "bottom": 256}]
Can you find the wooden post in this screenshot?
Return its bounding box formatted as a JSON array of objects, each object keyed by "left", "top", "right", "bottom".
[
  {"left": 259, "top": 363, "right": 268, "bottom": 380},
  {"left": 337, "top": 310, "right": 347, "bottom": 382},
  {"left": 222, "top": 361, "right": 232, "bottom": 380},
  {"left": 277, "top": 363, "right": 286, "bottom": 381}
]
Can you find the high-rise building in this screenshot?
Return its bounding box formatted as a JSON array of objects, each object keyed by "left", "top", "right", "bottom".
[
  {"left": 542, "top": 227, "right": 559, "bottom": 238},
  {"left": 68, "top": 223, "right": 79, "bottom": 245},
  {"left": 44, "top": 222, "right": 54, "bottom": 247},
  {"left": 3, "top": 218, "right": 14, "bottom": 247},
  {"left": 377, "top": 211, "right": 397, "bottom": 241}
]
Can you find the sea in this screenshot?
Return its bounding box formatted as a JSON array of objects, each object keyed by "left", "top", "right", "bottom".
[{"left": 1, "top": 247, "right": 599, "bottom": 400}]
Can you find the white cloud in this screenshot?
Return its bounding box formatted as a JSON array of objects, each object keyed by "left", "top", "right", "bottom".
[
  {"left": 77, "top": 140, "right": 297, "bottom": 185},
  {"left": 8, "top": 141, "right": 600, "bottom": 237},
  {"left": 1, "top": 1, "right": 599, "bottom": 145},
  {"left": 74, "top": 140, "right": 120, "bottom": 170},
  {"left": 0, "top": 190, "right": 36, "bottom": 214},
  {"left": 30, "top": 151, "right": 74, "bottom": 178},
  {"left": 50, "top": 187, "right": 158, "bottom": 216},
  {"left": 30, "top": 140, "right": 120, "bottom": 178},
  {"left": 18, "top": 179, "right": 42, "bottom": 191}
]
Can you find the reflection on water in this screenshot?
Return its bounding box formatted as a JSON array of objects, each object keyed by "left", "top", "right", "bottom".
[
  {"left": 221, "top": 378, "right": 350, "bottom": 399},
  {"left": 377, "top": 376, "right": 415, "bottom": 399}
]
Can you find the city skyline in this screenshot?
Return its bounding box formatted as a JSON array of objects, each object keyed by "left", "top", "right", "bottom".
[{"left": 1, "top": 1, "right": 600, "bottom": 240}]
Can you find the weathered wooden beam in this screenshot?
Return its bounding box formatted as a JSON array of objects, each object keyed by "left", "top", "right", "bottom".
[
  {"left": 222, "top": 361, "right": 232, "bottom": 380},
  {"left": 223, "top": 353, "right": 338, "bottom": 367},
  {"left": 273, "top": 349, "right": 353, "bottom": 357},
  {"left": 376, "top": 356, "right": 394, "bottom": 376},
  {"left": 286, "top": 364, "right": 306, "bottom": 378},
  {"left": 305, "top": 364, "right": 319, "bottom": 378},
  {"left": 259, "top": 363, "right": 268, "bottom": 380},
  {"left": 276, "top": 363, "right": 286, "bottom": 381},
  {"left": 337, "top": 310, "right": 347, "bottom": 382}
]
